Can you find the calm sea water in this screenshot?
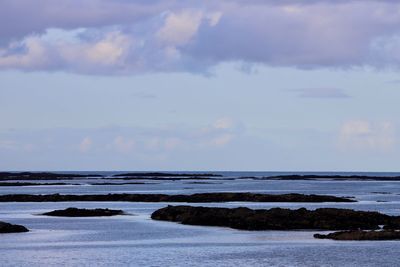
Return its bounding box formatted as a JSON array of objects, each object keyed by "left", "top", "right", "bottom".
[{"left": 1, "top": 171, "right": 400, "bottom": 266}]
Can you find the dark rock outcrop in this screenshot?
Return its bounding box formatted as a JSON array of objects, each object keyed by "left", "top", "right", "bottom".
[
  {"left": 0, "top": 193, "right": 355, "bottom": 203},
  {"left": 42, "top": 207, "right": 124, "bottom": 217},
  {"left": 383, "top": 217, "right": 400, "bottom": 229},
  {"left": 0, "top": 221, "right": 29, "bottom": 233},
  {"left": 314, "top": 230, "right": 400, "bottom": 240},
  {"left": 151, "top": 205, "right": 397, "bottom": 231}
]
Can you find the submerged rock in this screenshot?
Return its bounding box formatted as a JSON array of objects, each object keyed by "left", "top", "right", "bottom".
[
  {"left": 42, "top": 207, "right": 125, "bottom": 217},
  {"left": 151, "top": 205, "right": 397, "bottom": 231},
  {"left": 314, "top": 230, "right": 400, "bottom": 240},
  {"left": 0, "top": 221, "right": 29, "bottom": 233}
]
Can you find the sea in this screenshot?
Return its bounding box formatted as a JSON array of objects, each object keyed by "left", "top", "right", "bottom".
[{"left": 1, "top": 171, "right": 400, "bottom": 267}]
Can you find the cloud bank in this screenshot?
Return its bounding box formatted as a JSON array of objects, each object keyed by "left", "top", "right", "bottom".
[{"left": 2, "top": 0, "right": 400, "bottom": 74}]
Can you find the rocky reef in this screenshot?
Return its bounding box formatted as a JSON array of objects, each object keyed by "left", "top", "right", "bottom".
[
  {"left": 151, "top": 205, "right": 398, "bottom": 231},
  {"left": 0, "top": 192, "right": 355, "bottom": 203},
  {"left": 42, "top": 207, "right": 124, "bottom": 217},
  {"left": 0, "top": 221, "right": 29, "bottom": 233},
  {"left": 314, "top": 230, "right": 400, "bottom": 240}
]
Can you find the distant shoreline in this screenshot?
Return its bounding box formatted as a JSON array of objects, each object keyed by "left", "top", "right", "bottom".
[{"left": 2, "top": 171, "right": 400, "bottom": 181}]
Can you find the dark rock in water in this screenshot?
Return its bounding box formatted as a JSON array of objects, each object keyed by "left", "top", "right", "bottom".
[
  {"left": 42, "top": 207, "right": 124, "bottom": 217},
  {"left": 151, "top": 205, "right": 397, "bottom": 231},
  {"left": 0, "top": 221, "right": 29, "bottom": 233},
  {"left": 0, "top": 192, "right": 355, "bottom": 203},
  {"left": 314, "top": 230, "right": 400, "bottom": 240}
]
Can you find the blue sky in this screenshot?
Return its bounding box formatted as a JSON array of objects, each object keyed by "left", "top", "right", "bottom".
[{"left": 1, "top": 1, "right": 400, "bottom": 171}]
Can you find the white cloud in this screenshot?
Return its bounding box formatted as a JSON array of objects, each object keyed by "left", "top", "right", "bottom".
[
  {"left": 213, "top": 117, "right": 234, "bottom": 129},
  {"left": 210, "top": 133, "right": 234, "bottom": 147},
  {"left": 156, "top": 10, "right": 204, "bottom": 46},
  {"left": 0, "top": 29, "right": 133, "bottom": 72},
  {"left": 79, "top": 137, "right": 93, "bottom": 152},
  {"left": 164, "top": 137, "right": 181, "bottom": 150},
  {"left": 0, "top": 140, "right": 18, "bottom": 150},
  {"left": 68, "top": 31, "right": 130, "bottom": 66},
  {"left": 156, "top": 10, "right": 221, "bottom": 46},
  {"left": 145, "top": 138, "right": 161, "bottom": 150},
  {"left": 0, "top": 37, "right": 49, "bottom": 68},
  {"left": 338, "top": 120, "right": 396, "bottom": 151},
  {"left": 205, "top": 12, "right": 223, "bottom": 27},
  {"left": 113, "top": 136, "right": 135, "bottom": 153}
]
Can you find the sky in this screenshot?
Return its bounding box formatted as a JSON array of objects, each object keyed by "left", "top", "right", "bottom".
[{"left": 1, "top": 0, "right": 400, "bottom": 171}]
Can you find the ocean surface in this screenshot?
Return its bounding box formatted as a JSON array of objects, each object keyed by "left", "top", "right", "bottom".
[{"left": 1, "top": 171, "right": 400, "bottom": 267}]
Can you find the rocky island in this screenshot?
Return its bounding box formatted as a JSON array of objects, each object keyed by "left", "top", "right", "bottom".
[
  {"left": 151, "top": 205, "right": 399, "bottom": 231},
  {"left": 0, "top": 221, "right": 29, "bottom": 233},
  {"left": 42, "top": 207, "right": 125, "bottom": 217}
]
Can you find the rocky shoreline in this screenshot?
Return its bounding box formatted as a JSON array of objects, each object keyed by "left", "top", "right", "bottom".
[
  {"left": 151, "top": 205, "right": 399, "bottom": 231},
  {"left": 0, "top": 192, "right": 355, "bottom": 203}
]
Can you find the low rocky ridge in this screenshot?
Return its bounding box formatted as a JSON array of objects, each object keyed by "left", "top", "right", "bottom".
[
  {"left": 151, "top": 205, "right": 398, "bottom": 231},
  {"left": 314, "top": 230, "right": 400, "bottom": 240},
  {"left": 0, "top": 193, "right": 355, "bottom": 203},
  {"left": 0, "top": 221, "right": 29, "bottom": 233},
  {"left": 42, "top": 207, "right": 124, "bottom": 217}
]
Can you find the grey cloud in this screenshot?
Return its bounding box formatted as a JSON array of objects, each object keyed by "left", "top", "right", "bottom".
[
  {"left": 2, "top": 1, "right": 400, "bottom": 73},
  {"left": 0, "top": 0, "right": 167, "bottom": 43}
]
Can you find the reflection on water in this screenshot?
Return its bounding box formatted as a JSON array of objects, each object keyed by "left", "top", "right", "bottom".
[{"left": 1, "top": 175, "right": 400, "bottom": 266}]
